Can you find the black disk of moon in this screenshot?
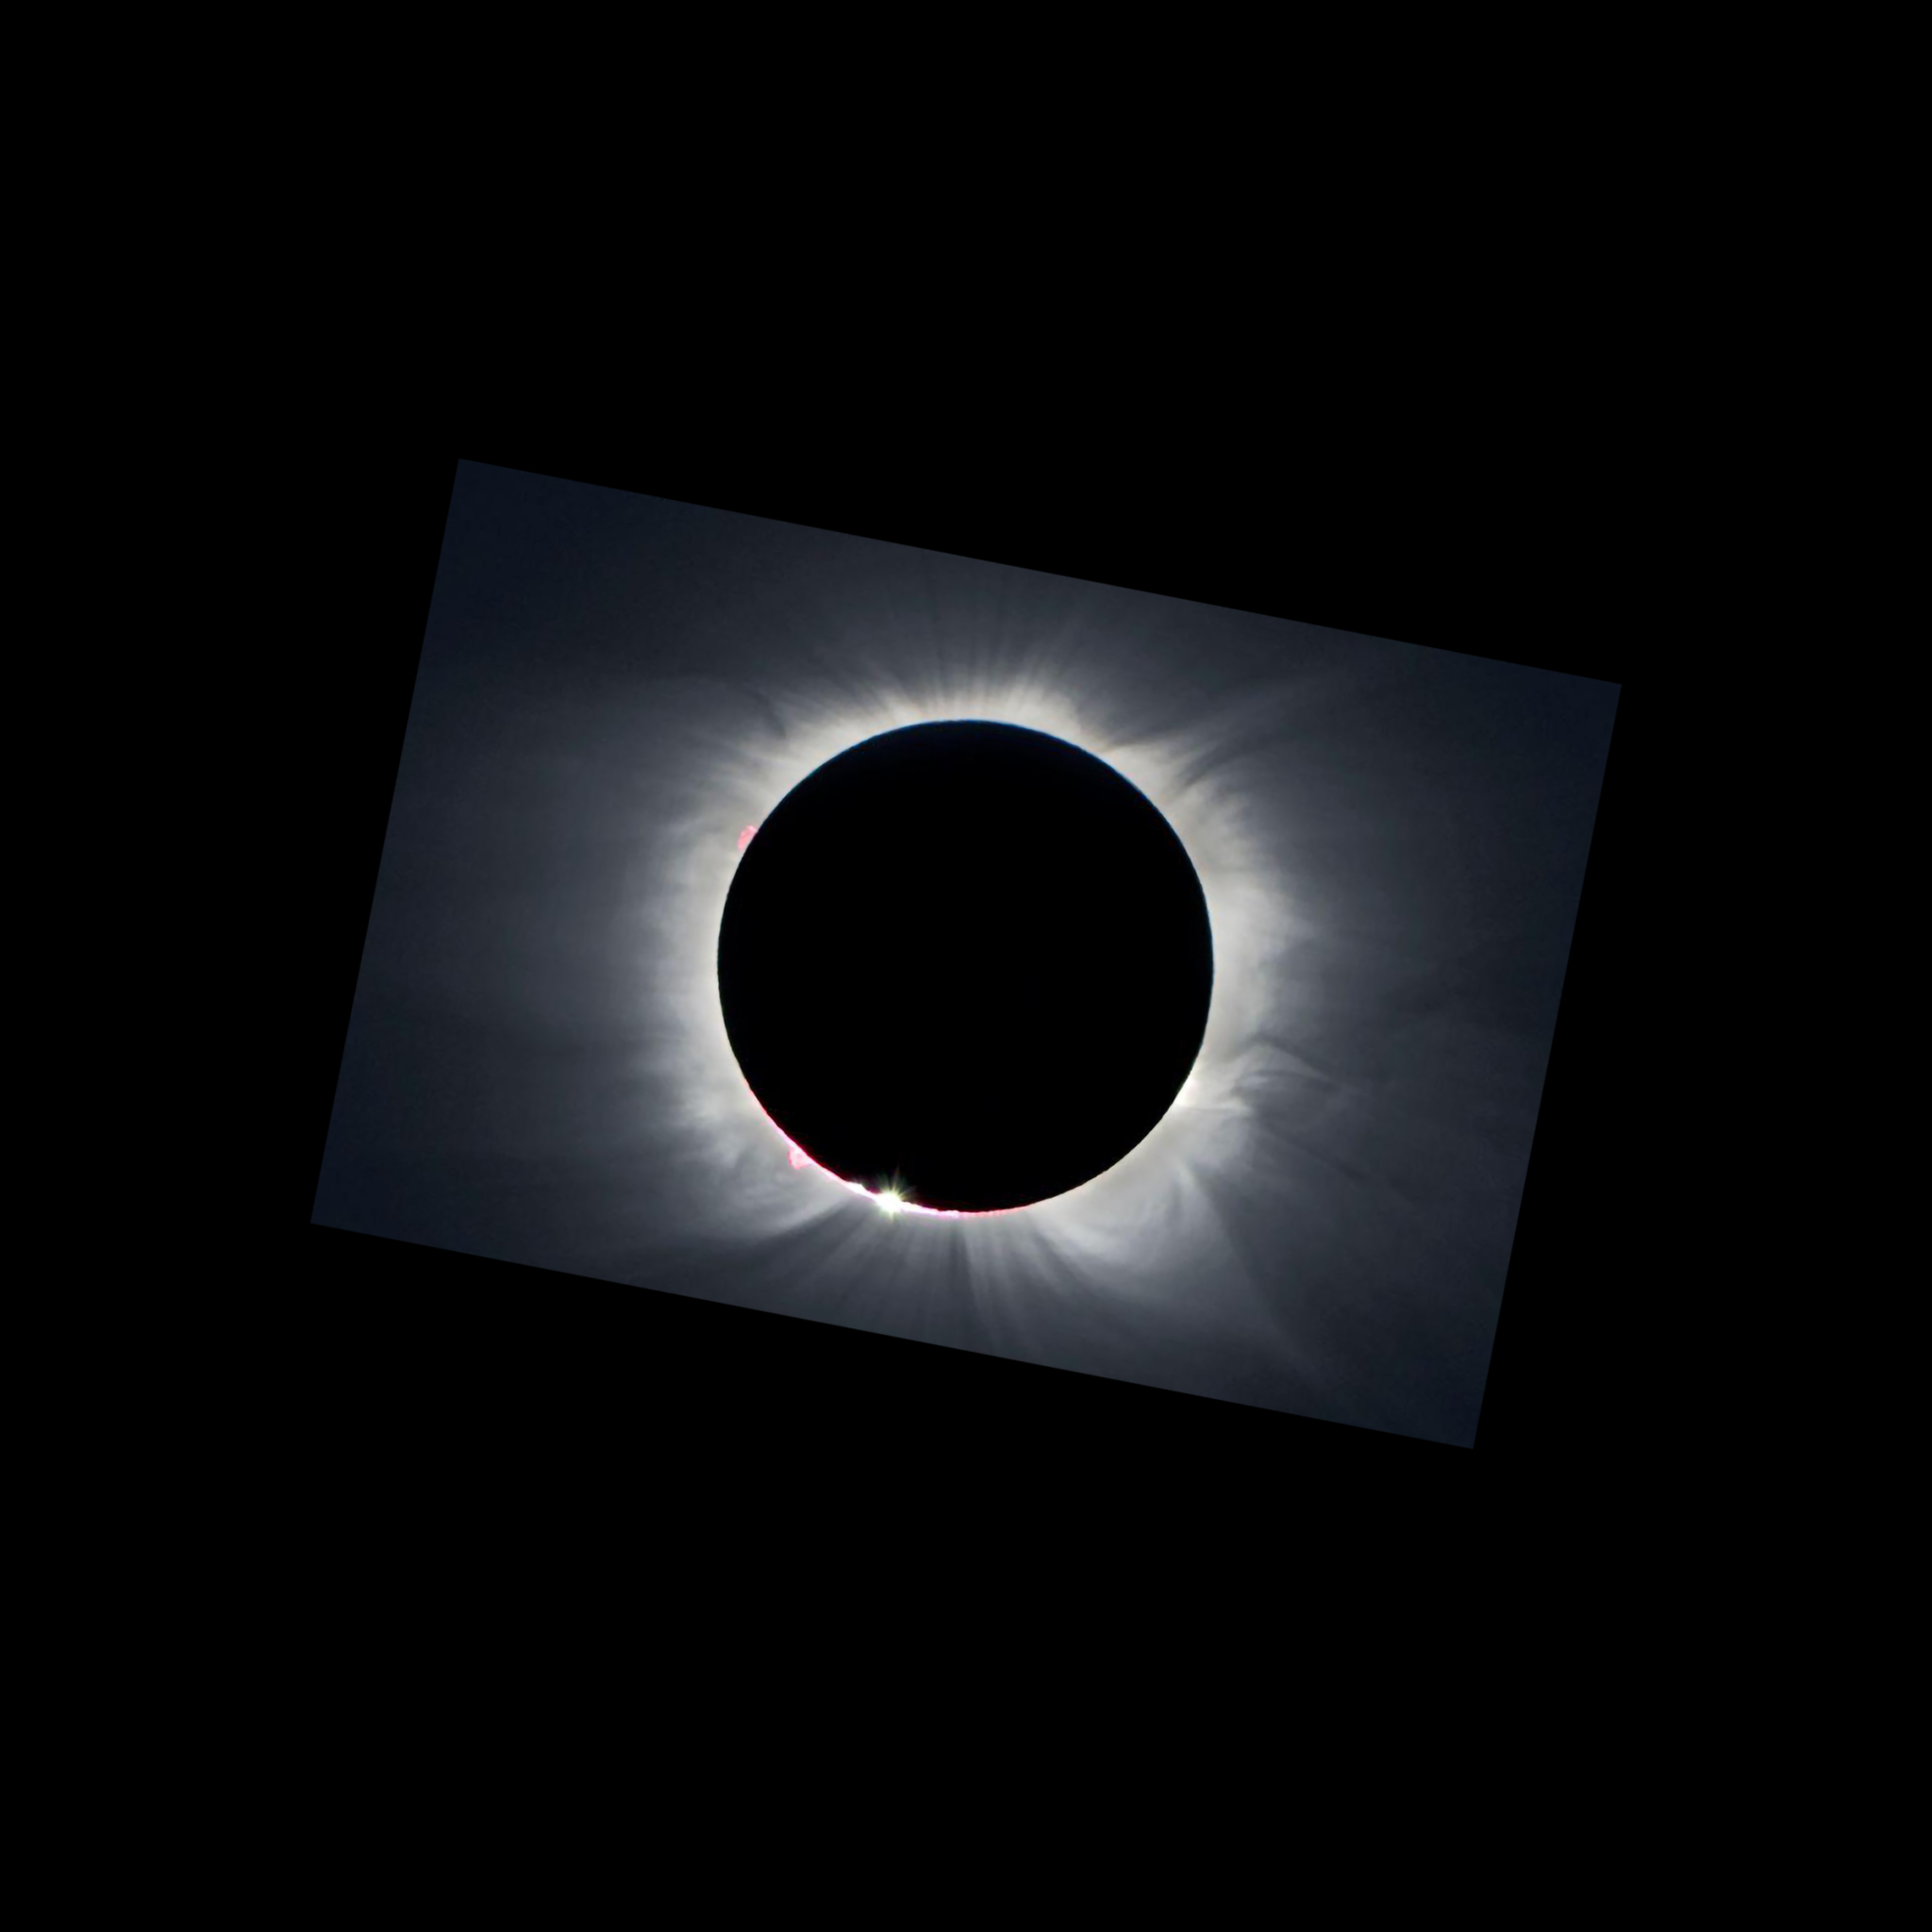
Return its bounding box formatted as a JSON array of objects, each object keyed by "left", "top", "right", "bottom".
[{"left": 717, "top": 722, "right": 1214, "bottom": 1212}]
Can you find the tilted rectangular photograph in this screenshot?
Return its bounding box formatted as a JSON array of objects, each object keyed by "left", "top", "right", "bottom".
[{"left": 310, "top": 458, "right": 1620, "bottom": 1449}]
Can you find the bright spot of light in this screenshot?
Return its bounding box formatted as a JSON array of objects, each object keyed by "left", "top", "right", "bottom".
[{"left": 737, "top": 824, "right": 758, "bottom": 853}]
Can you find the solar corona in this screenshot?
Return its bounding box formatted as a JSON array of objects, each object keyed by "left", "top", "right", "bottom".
[{"left": 716, "top": 721, "right": 1215, "bottom": 1215}]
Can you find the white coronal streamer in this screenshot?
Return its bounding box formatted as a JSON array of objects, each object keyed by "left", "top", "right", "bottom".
[{"left": 613, "top": 623, "right": 1305, "bottom": 1328}]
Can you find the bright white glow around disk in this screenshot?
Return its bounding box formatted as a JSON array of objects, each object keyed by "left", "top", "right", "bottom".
[{"left": 616, "top": 606, "right": 1308, "bottom": 1339}]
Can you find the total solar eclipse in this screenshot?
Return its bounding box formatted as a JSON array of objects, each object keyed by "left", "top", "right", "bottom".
[{"left": 717, "top": 721, "right": 1215, "bottom": 1212}]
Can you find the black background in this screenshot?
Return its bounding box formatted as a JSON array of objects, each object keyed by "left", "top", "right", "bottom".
[{"left": 279, "top": 432, "right": 1647, "bottom": 1528}]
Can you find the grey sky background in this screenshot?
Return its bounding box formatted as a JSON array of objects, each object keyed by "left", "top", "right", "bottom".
[{"left": 311, "top": 458, "right": 1619, "bottom": 1448}]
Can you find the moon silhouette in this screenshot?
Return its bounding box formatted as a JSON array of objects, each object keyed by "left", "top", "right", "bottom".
[{"left": 717, "top": 721, "right": 1214, "bottom": 1212}]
